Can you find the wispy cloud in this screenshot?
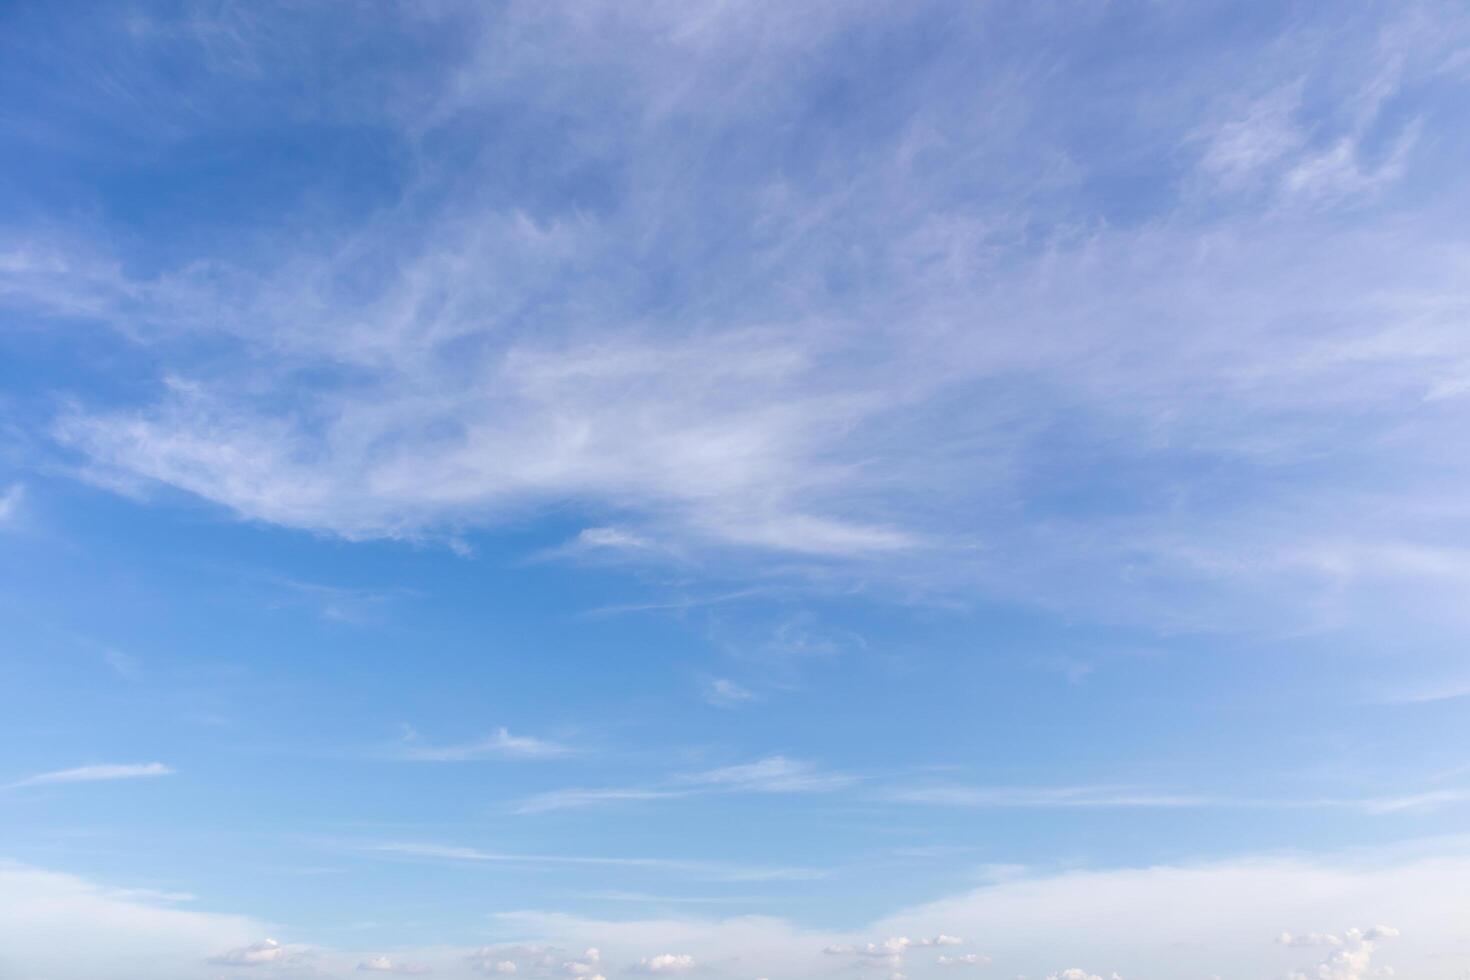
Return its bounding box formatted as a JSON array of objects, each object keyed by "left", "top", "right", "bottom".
[
  {"left": 512, "top": 755, "right": 854, "bottom": 814},
  {"left": 351, "top": 841, "right": 824, "bottom": 882},
  {"left": 0, "top": 483, "right": 22, "bottom": 525},
  {"left": 5, "top": 762, "right": 174, "bottom": 790},
  {"left": 5, "top": 0, "right": 1468, "bottom": 646},
  {"left": 887, "top": 785, "right": 1220, "bottom": 809},
  {"left": 888, "top": 783, "right": 1470, "bottom": 814},
  {"left": 700, "top": 677, "right": 756, "bottom": 707},
  {"left": 207, "top": 938, "right": 296, "bottom": 967},
  {"left": 678, "top": 756, "right": 856, "bottom": 793},
  {"left": 102, "top": 649, "right": 142, "bottom": 679},
  {"left": 396, "top": 726, "right": 570, "bottom": 762},
  {"left": 512, "top": 787, "right": 691, "bottom": 815}
]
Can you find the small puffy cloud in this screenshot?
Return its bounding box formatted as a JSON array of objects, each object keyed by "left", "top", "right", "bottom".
[
  {"left": 634, "top": 953, "right": 696, "bottom": 973},
  {"left": 467, "top": 946, "right": 543, "bottom": 974},
  {"left": 358, "top": 955, "right": 430, "bottom": 974},
  {"left": 1046, "top": 971, "right": 1121, "bottom": 980},
  {"left": 207, "top": 938, "right": 289, "bottom": 966}
]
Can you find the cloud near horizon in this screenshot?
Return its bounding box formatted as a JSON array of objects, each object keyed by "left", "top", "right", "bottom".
[{"left": 0, "top": 846, "right": 1451, "bottom": 979}]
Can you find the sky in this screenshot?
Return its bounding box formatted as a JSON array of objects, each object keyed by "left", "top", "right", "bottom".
[{"left": 2, "top": 1, "right": 1470, "bottom": 978}]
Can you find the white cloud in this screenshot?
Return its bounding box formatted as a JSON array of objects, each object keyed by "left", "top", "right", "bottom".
[
  {"left": 0, "top": 483, "right": 22, "bottom": 524},
  {"left": 701, "top": 677, "right": 755, "bottom": 707},
  {"left": 5, "top": 762, "right": 174, "bottom": 790},
  {"left": 885, "top": 784, "right": 1216, "bottom": 809},
  {"left": 1282, "top": 926, "right": 1399, "bottom": 980},
  {"left": 888, "top": 783, "right": 1470, "bottom": 815},
  {"left": 103, "top": 648, "right": 142, "bottom": 679},
  {"left": 573, "top": 526, "right": 657, "bottom": 551},
  {"left": 823, "top": 934, "right": 966, "bottom": 972},
  {"left": 353, "top": 840, "right": 824, "bottom": 882},
  {"left": 936, "top": 953, "right": 989, "bottom": 967},
  {"left": 207, "top": 937, "right": 290, "bottom": 966},
  {"left": 512, "top": 755, "right": 853, "bottom": 815},
  {"left": 1279, "top": 932, "right": 1347, "bottom": 948},
  {"left": 1194, "top": 86, "right": 1306, "bottom": 189},
  {"left": 397, "top": 726, "right": 570, "bottom": 761},
  {"left": 633, "top": 952, "right": 696, "bottom": 973},
  {"left": 512, "top": 787, "right": 691, "bottom": 815},
  {"left": 466, "top": 945, "right": 559, "bottom": 975},
  {"left": 359, "top": 955, "right": 431, "bottom": 974},
  {"left": 0, "top": 864, "right": 264, "bottom": 980},
  {"left": 560, "top": 947, "right": 603, "bottom": 979},
  {"left": 2, "top": 0, "right": 1466, "bottom": 654},
  {"left": 0, "top": 851, "right": 1455, "bottom": 979},
  {"left": 679, "top": 755, "right": 855, "bottom": 793}
]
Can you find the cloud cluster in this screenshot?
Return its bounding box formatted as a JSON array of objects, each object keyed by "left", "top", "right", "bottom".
[
  {"left": 1280, "top": 926, "right": 1400, "bottom": 980},
  {"left": 467, "top": 945, "right": 604, "bottom": 980},
  {"left": 824, "top": 934, "right": 965, "bottom": 975}
]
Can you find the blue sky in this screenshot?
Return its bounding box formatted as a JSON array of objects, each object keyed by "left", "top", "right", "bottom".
[{"left": 4, "top": 2, "right": 1470, "bottom": 978}]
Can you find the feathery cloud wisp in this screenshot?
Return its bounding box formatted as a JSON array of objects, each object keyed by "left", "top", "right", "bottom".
[{"left": 6, "top": 762, "right": 174, "bottom": 790}]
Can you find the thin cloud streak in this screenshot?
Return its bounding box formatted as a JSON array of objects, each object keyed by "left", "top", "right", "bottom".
[
  {"left": 5, "top": 762, "right": 175, "bottom": 790},
  {"left": 352, "top": 842, "right": 826, "bottom": 882},
  {"left": 512, "top": 755, "right": 855, "bottom": 814},
  {"left": 888, "top": 784, "right": 1470, "bottom": 814},
  {"left": 396, "top": 727, "right": 571, "bottom": 762}
]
